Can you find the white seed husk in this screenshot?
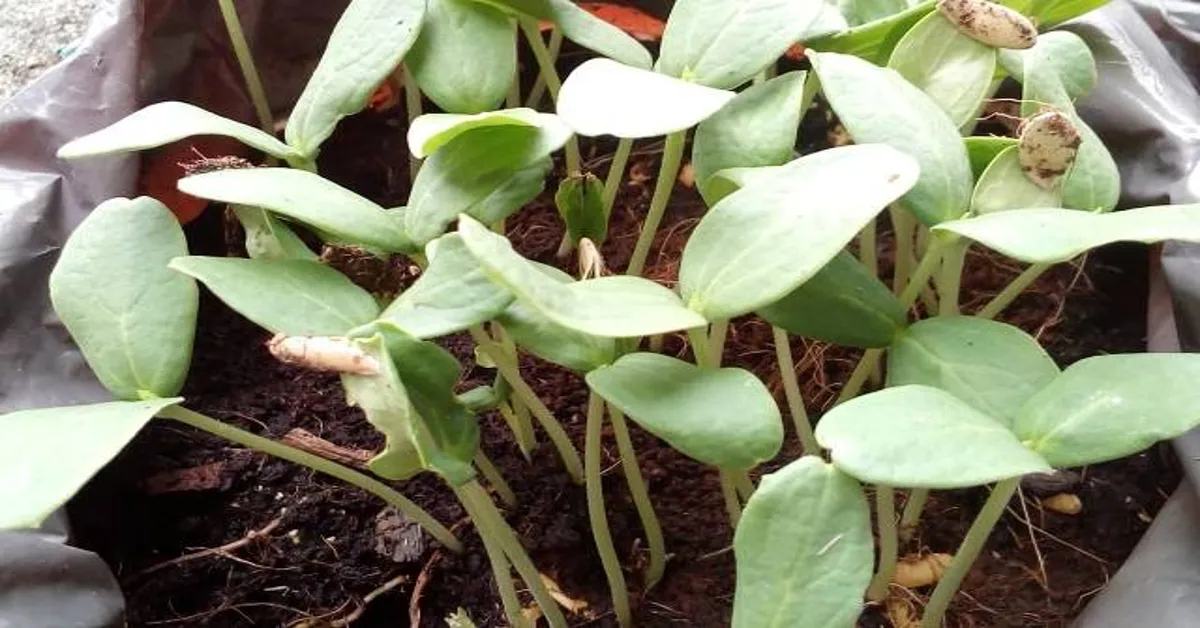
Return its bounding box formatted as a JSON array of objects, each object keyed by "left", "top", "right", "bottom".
[
  {"left": 578, "top": 237, "right": 606, "bottom": 280},
  {"left": 1019, "top": 111, "right": 1082, "bottom": 189},
  {"left": 937, "top": 0, "right": 1038, "bottom": 50},
  {"left": 267, "top": 334, "right": 381, "bottom": 375}
]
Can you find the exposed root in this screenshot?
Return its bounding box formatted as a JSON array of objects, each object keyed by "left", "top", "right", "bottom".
[{"left": 129, "top": 515, "right": 284, "bottom": 580}]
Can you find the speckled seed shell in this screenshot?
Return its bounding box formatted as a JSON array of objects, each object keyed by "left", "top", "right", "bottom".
[
  {"left": 267, "top": 334, "right": 381, "bottom": 375},
  {"left": 937, "top": 0, "right": 1038, "bottom": 50},
  {"left": 1018, "top": 111, "right": 1083, "bottom": 189}
]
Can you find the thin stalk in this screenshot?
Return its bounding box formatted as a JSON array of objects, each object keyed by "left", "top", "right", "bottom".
[
  {"left": 506, "top": 62, "right": 521, "bottom": 108},
  {"left": 498, "top": 400, "right": 537, "bottom": 461},
  {"left": 470, "top": 326, "right": 584, "bottom": 483},
  {"left": 859, "top": 220, "right": 878, "bottom": 278},
  {"left": 157, "top": 406, "right": 461, "bottom": 551},
  {"left": 867, "top": 486, "right": 899, "bottom": 601},
  {"left": 915, "top": 226, "right": 939, "bottom": 311},
  {"left": 977, "top": 263, "right": 1051, "bottom": 320},
  {"left": 525, "top": 28, "right": 564, "bottom": 109},
  {"left": 889, "top": 205, "right": 916, "bottom": 295},
  {"left": 457, "top": 480, "right": 569, "bottom": 628},
  {"left": 772, "top": 326, "right": 819, "bottom": 454},
  {"left": 937, "top": 240, "right": 969, "bottom": 316},
  {"left": 585, "top": 392, "right": 633, "bottom": 626},
  {"left": 709, "top": 320, "right": 730, "bottom": 364},
  {"left": 648, "top": 333, "right": 665, "bottom": 354},
  {"left": 733, "top": 471, "right": 755, "bottom": 501},
  {"left": 920, "top": 479, "right": 1020, "bottom": 628},
  {"left": 402, "top": 65, "right": 423, "bottom": 183},
  {"left": 603, "top": 138, "right": 635, "bottom": 216},
  {"left": 518, "top": 17, "right": 581, "bottom": 175},
  {"left": 607, "top": 403, "right": 667, "bottom": 588},
  {"left": 217, "top": 0, "right": 273, "bottom": 133},
  {"left": 475, "top": 450, "right": 517, "bottom": 508},
  {"left": 719, "top": 470, "right": 742, "bottom": 526},
  {"left": 687, "top": 326, "right": 713, "bottom": 368},
  {"left": 627, "top": 131, "right": 686, "bottom": 277},
  {"left": 474, "top": 517, "right": 528, "bottom": 628},
  {"left": 898, "top": 489, "right": 929, "bottom": 542},
  {"left": 836, "top": 348, "right": 884, "bottom": 405}
]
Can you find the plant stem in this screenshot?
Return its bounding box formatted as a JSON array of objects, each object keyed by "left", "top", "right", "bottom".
[
  {"left": 518, "top": 18, "right": 581, "bottom": 176},
  {"left": 733, "top": 470, "right": 755, "bottom": 501},
  {"left": 457, "top": 480, "right": 569, "bottom": 628},
  {"left": 217, "top": 0, "right": 273, "bottom": 134},
  {"left": 772, "top": 326, "right": 819, "bottom": 454},
  {"left": 867, "top": 486, "right": 898, "bottom": 602},
  {"left": 889, "top": 205, "right": 915, "bottom": 295},
  {"left": 157, "top": 405, "right": 461, "bottom": 551},
  {"left": 506, "top": 61, "right": 521, "bottom": 108},
  {"left": 473, "top": 515, "right": 528, "bottom": 628},
  {"left": 898, "top": 489, "right": 929, "bottom": 542},
  {"left": 719, "top": 470, "right": 742, "bottom": 526},
  {"left": 470, "top": 327, "right": 584, "bottom": 483},
  {"left": 709, "top": 320, "right": 730, "bottom": 364},
  {"left": 859, "top": 220, "right": 878, "bottom": 278},
  {"left": 607, "top": 402, "right": 667, "bottom": 589},
  {"left": 836, "top": 348, "right": 884, "bottom": 405},
  {"left": 498, "top": 400, "right": 536, "bottom": 461},
  {"left": 920, "top": 479, "right": 1020, "bottom": 628},
  {"left": 603, "top": 137, "right": 635, "bottom": 216},
  {"left": 475, "top": 450, "right": 517, "bottom": 508},
  {"left": 937, "top": 240, "right": 969, "bottom": 316},
  {"left": 627, "top": 131, "right": 686, "bottom": 277},
  {"left": 402, "top": 65, "right": 423, "bottom": 183},
  {"left": 976, "top": 263, "right": 1051, "bottom": 320},
  {"left": 585, "top": 392, "right": 633, "bottom": 626},
  {"left": 525, "top": 28, "right": 563, "bottom": 109},
  {"left": 687, "top": 326, "right": 713, "bottom": 368}
]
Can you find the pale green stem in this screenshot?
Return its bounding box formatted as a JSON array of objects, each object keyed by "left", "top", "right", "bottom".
[
  {"left": 506, "top": 62, "right": 521, "bottom": 109},
  {"left": 525, "top": 29, "right": 563, "bottom": 109},
  {"left": 772, "top": 326, "right": 819, "bottom": 454},
  {"left": 607, "top": 403, "right": 667, "bottom": 589},
  {"left": 158, "top": 406, "right": 461, "bottom": 551},
  {"left": 977, "top": 263, "right": 1052, "bottom": 320},
  {"left": 835, "top": 349, "right": 884, "bottom": 406},
  {"left": 518, "top": 18, "right": 581, "bottom": 176},
  {"left": 733, "top": 471, "right": 755, "bottom": 501},
  {"left": 899, "top": 489, "right": 929, "bottom": 542},
  {"left": 473, "top": 516, "right": 528, "bottom": 628},
  {"left": 217, "top": 0, "right": 273, "bottom": 133},
  {"left": 627, "top": 131, "right": 686, "bottom": 277},
  {"left": 475, "top": 450, "right": 517, "bottom": 508},
  {"left": 916, "top": 226, "right": 939, "bottom": 311},
  {"left": 920, "top": 479, "right": 1020, "bottom": 628},
  {"left": 586, "top": 392, "right": 633, "bottom": 626},
  {"left": 402, "top": 65, "right": 423, "bottom": 183},
  {"left": 603, "top": 138, "right": 635, "bottom": 216},
  {"left": 498, "top": 400, "right": 536, "bottom": 462},
  {"left": 719, "top": 470, "right": 742, "bottom": 526},
  {"left": 859, "top": 220, "right": 878, "bottom": 278},
  {"left": 867, "top": 486, "right": 898, "bottom": 601},
  {"left": 937, "top": 240, "right": 969, "bottom": 316},
  {"left": 456, "top": 480, "right": 568, "bottom": 628},
  {"left": 889, "top": 205, "right": 916, "bottom": 295},
  {"left": 470, "top": 327, "right": 584, "bottom": 484},
  {"left": 687, "top": 326, "right": 713, "bottom": 369},
  {"left": 647, "top": 333, "right": 665, "bottom": 354},
  {"left": 709, "top": 320, "right": 730, "bottom": 364}
]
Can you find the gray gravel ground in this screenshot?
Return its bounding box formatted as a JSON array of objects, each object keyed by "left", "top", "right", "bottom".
[{"left": 0, "top": 0, "right": 97, "bottom": 100}]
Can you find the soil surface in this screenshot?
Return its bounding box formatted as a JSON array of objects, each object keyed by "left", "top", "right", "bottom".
[{"left": 72, "top": 63, "right": 1176, "bottom": 628}]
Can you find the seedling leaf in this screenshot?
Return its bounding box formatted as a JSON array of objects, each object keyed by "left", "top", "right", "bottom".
[
  {"left": 965, "top": 136, "right": 1018, "bottom": 178},
  {"left": 887, "top": 12, "right": 997, "bottom": 129},
  {"left": 230, "top": 206, "right": 318, "bottom": 261},
  {"left": 807, "top": 1, "right": 935, "bottom": 63},
  {"left": 470, "top": 0, "right": 652, "bottom": 69},
  {"left": 341, "top": 335, "right": 425, "bottom": 481},
  {"left": 555, "top": 173, "right": 608, "bottom": 245},
  {"left": 970, "top": 146, "right": 1062, "bottom": 214},
  {"left": 997, "top": 31, "right": 1096, "bottom": 100},
  {"left": 839, "top": 0, "right": 910, "bottom": 26},
  {"left": 408, "top": 109, "right": 545, "bottom": 158},
  {"left": 408, "top": 0, "right": 517, "bottom": 115}
]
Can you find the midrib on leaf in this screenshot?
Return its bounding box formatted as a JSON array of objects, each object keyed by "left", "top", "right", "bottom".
[
  {"left": 1022, "top": 390, "right": 1121, "bottom": 453},
  {"left": 895, "top": 335, "right": 1018, "bottom": 417}
]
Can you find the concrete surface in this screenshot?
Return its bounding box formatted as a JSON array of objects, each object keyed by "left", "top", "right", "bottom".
[{"left": 0, "top": 0, "right": 97, "bottom": 100}]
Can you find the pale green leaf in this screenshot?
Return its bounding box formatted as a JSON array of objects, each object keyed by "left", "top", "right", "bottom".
[
  {"left": 169, "top": 257, "right": 379, "bottom": 336},
  {"left": 340, "top": 336, "right": 425, "bottom": 481},
  {"left": 965, "top": 136, "right": 1018, "bottom": 179},
  {"left": 888, "top": 316, "right": 1059, "bottom": 425},
  {"left": 998, "top": 0, "right": 1112, "bottom": 28},
  {"left": 692, "top": 71, "right": 809, "bottom": 206},
  {"left": 555, "top": 173, "right": 608, "bottom": 245},
  {"left": 558, "top": 59, "right": 735, "bottom": 138},
  {"left": 810, "top": 51, "right": 974, "bottom": 226},
  {"left": 839, "top": 0, "right": 909, "bottom": 25},
  {"left": 934, "top": 204, "right": 1200, "bottom": 264},
  {"left": 470, "top": 0, "right": 652, "bottom": 69},
  {"left": 816, "top": 385, "right": 1052, "bottom": 488},
  {"left": 680, "top": 144, "right": 918, "bottom": 321},
  {"left": 0, "top": 398, "right": 182, "bottom": 530},
  {"left": 657, "top": 0, "right": 827, "bottom": 89},
  {"left": 458, "top": 215, "right": 706, "bottom": 336},
  {"left": 732, "top": 456, "right": 872, "bottom": 628},
  {"left": 408, "top": 0, "right": 516, "bottom": 115},
  {"left": 286, "top": 0, "right": 425, "bottom": 158},
  {"left": 970, "top": 146, "right": 1062, "bottom": 214},
  {"left": 586, "top": 353, "right": 782, "bottom": 469},
  {"left": 807, "top": 1, "right": 935, "bottom": 63},
  {"left": 49, "top": 197, "right": 198, "bottom": 400},
  {"left": 56, "top": 102, "right": 297, "bottom": 161},
  {"left": 1014, "top": 354, "right": 1200, "bottom": 468},
  {"left": 178, "top": 168, "right": 416, "bottom": 253},
  {"left": 705, "top": 165, "right": 788, "bottom": 206},
  {"left": 230, "top": 206, "right": 318, "bottom": 261},
  {"left": 997, "top": 31, "right": 1096, "bottom": 100},
  {"left": 887, "top": 12, "right": 996, "bottom": 128},
  {"left": 408, "top": 109, "right": 543, "bottom": 158},
  {"left": 758, "top": 251, "right": 906, "bottom": 349},
  {"left": 497, "top": 301, "right": 617, "bottom": 373}
]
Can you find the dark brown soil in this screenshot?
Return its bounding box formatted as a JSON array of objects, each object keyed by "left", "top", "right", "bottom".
[{"left": 72, "top": 78, "right": 1176, "bottom": 628}]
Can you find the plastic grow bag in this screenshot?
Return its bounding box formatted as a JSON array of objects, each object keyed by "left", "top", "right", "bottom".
[{"left": 0, "top": 1, "right": 1198, "bottom": 626}]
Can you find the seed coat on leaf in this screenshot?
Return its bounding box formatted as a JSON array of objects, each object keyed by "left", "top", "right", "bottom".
[
  {"left": 1018, "top": 111, "right": 1082, "bottom": 189},
  {"left": 937, "top": 0, "right": 1037, "bottom": 50}
]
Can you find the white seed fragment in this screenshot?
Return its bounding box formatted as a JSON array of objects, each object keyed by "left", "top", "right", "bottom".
[
  {"left": 578, "top": 237, "right": 606, "bottom": 280},
  {"left": 937, "top": 0, "right": 1038, "bottom": 50},
  {"left": 1041, "top": 492, "right": 1083, "bottom": 515},
  {"left": 1018, "top": 111, "right": 1082, "bottom": 189},
  {"left": 267, "top": 334, "right": 381, "bottom": 375}
]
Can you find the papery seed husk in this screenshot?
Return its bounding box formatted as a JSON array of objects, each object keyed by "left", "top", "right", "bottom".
[
  {"left": 1041, "top": 492, "right": 1083, "bottom": 515},
  {"left": 1019, "top": 111, "right": 1082, "bottom": 189},
  {"left": 892, "top": 553, "right": 954, "bottom": 589},
  {"left": 938, "top": 0, "right": 1038, "bottom": 50},
  {"left": 267, "top": 334, "right": 381, "bottom": 375},
  {"left": 578, "top": 237, "right": 606, "bottom": 280}
]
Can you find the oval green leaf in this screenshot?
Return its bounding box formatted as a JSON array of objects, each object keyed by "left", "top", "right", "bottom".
[
  {"left": 408, "top": 108, "right": 544, "bottom": 158},
  {"left": 692, "top": 71, "right": 810, "bottom": 206},
  {"left": 887, "top": 12, "right": 996, "bottom": 129},
  {"left": 732, "top": 456, "right": 872, "bottom": 628},
  {"left": 49, "top": 197, "right": 198, "bottom": 400},
  {"left": 839, "top": 0, "right": 910, "bottom": 26},
  {"left": 586, "top": 352, "right": 783, "bottom": 469},
  {"left": 888, "top": 316, "right": 1059, "bottom": 426},
  {"left": 169, "top": 257, "right": 379, "bottom": 336},
  {"left": 934, "top": 204, "right": 1200, "bottom": 264},
  {"left": 816, "top": 385, "right": 1052, "bottom": 488},
  {"left": 470, "top": 0, "right": 652, "bottom": 69},
  {"left": 0, "top": 398, "right": 182, "bottom": 530},
  {"left": 807, "top": 1, "right": 936, "bottom": 63},
  {"left": 178, "top": 168, "right": 416, "bottom": 253},
  {"left": 810, "top": 51, "right": 974, "bottom": 226},
  {"left": 408, "top": 0, "right": 516, "bottom": 115},
  {"left": 285, "top": 0, "right": 426, "bottom": 159},
  {"left": 340, "top": 335, "right": 425, "bottom": 481},
  {"left": 230, "top": 206, "right": 318, "bottom": 261},
  {"left": 757, "top": 251, "right": 907, "bottom": 348},
  {"left": 997, "top": 31, "right": 1096, "bottom": 100},
  {"left": 1014, "top": 354, "right": 1200, "bottom": 468},
  {"left": 555, "top": 172, "right": 608, "bottom": 245},
  {"left": 680, "top": 144, "right": 918, "bottom": 321},
  {"left": 497, "top": 301, "right": 617, "bottom": 373},
  {"left": 970, "top": 146, "right": 1062, "bottom": 214},
  {"left": 965, "top": 135, "right": 1018, "bottom": 178}
]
